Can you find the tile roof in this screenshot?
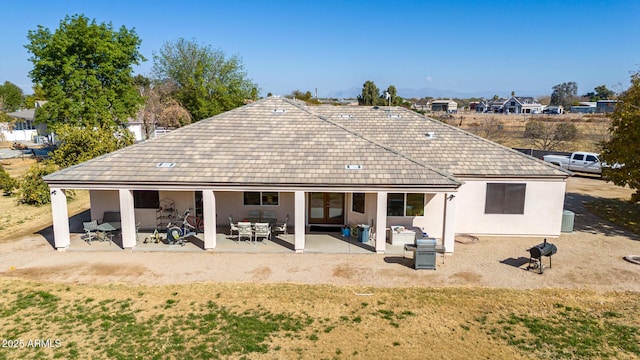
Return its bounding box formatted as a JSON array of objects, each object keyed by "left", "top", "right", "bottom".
[
  {"left": 45, "top": 97, "right": 463, "bottom": 189},
  {"left": 310, "top": 105, "right": 568, "bottom": 177}
]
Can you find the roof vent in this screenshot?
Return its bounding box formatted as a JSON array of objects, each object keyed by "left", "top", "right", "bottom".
[
  {"left": 425, "top": 132, "right": 436, "bottom": 139},
  {"left": 273, "top": 109, "right": 286, "bottom": 113},
  {"left": 388, "top": 115, "right": 402, "bottom": 118},
  {"left": 345, "top": 164, "right": 363, "bottom": 170},
  {"left": 339, "top": 114, "right": 353, "bottom": 119},
  {"left": 156, "top": 162, "right": 176, "bottom": 168}
]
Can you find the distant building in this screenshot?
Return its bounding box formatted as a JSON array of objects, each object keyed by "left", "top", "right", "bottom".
[
  {"left": 543, "top": 105, "right": 564, "bottom": 114},
  {"left": 596, "top": 100, "right": 618, "bottom": 113},
  {"left": 571, "top": 102, "right": 597, "bottom": 114},
  {"left": 430, "top": 99, "right": 458, "bottom": 113},
  {"left": 504, "top": 96, "right": 543, "bottom": 114},
  {"left": 476, "top": 98, "right": 508, "bottom": 113}
]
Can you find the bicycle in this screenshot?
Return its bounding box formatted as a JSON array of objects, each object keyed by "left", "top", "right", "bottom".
[
  {"left": 184, "top": 212, "right": 204, "bottom": 233},
  {"left": 166, "top": 210, "right": 197, "bottom": 246}
]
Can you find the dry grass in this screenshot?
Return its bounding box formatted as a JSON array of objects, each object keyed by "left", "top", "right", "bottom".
[
  {"left": 450, "top": 112, "right": 611, "bottom": 152},
  {"left": 0, "top": 157, "right": 89, "bottom": 242},
  {"left": 0, "top": 279, "right": 637, "bottom": 359}
]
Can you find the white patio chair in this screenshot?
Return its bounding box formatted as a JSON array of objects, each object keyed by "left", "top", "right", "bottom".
[
  {"left": 274, "top": 214, "right": 289, "bottom": 235},
  {"left": 229, "top": 216, "right": 239, "bottom": 241},
  {"left": 254, "top": 222, "right": 271, "bottom": 245},
  {"left": 237, "top": 222, "right": 253, "bottom": 243}
]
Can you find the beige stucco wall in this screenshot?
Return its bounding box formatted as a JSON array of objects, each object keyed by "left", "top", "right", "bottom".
[
  {"left": 454, "top": 178, "right": 566, "bottom": 236},
  {"left": 89, "top": 179, "right": 566, "bottom": 239}
]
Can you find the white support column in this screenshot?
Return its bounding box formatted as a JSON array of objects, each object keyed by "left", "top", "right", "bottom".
[
  {"left": 50, "top": 188, "right": 70, "bottom": 250},
  {"left": 202, "top": 190, "right": 216, "bottom": 250},
  {"left": 294, "top": 191, "right": 305, "bottom": 253},
  {"left": 119, "top": 189, "right": 136, "bottom": 249},
  {"left": 443, "top": 193, "right": 457, "bottom": 253},
  {"left": 375, "top": 192, "right": 388, "bottom": 254}
]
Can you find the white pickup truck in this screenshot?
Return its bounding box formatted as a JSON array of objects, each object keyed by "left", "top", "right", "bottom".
[{"left": 543, "top": 151, "right": 603, "bottom": 174}]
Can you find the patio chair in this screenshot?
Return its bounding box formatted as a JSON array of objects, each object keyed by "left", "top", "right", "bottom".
[
  {"left": 229, "top": 216, "right": 239, "bottom": 240},
  {"left": 274, "top": 214, "right": 289, "bottom": 235},
  {"left": 247, "top": 210, "right": 261, "bottom": 223},
  {"left": 83, "top": 220, "right": 98, "bottom": 244},
  {"left": 237, "top": 222, "right": 253, "bottom": 243},
  {"left": 262, "top": 210, "right": 277, "bottom": 226},
  {"left": 254, "top": 223, "right": 271, "bottom": 245}
]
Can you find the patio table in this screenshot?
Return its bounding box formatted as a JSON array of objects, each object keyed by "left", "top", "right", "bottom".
[{"left": 96, "top": 222, "right": 118, "bottom": 243}]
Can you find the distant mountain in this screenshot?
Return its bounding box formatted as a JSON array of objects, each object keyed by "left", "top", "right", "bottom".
[{"left": 324, "top": 87, "right": 546, "bottom": 100}]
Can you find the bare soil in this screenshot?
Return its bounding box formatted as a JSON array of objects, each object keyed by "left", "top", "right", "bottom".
[{"left": 0, "top": 176, "right": 638, "bottom": 292}]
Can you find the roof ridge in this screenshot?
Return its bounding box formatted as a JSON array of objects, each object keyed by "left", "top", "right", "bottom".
[{"left": 280, "top": 98, "right": 462, "bottom": 185}]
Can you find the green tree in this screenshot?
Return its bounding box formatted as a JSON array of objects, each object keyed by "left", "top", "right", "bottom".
[
  {"left": 24, "top": 84, "right": 46, "bottom": 109},
  {"left": 50, "top": 124, "right": 135, "bottom": 168},
  {"left": 523, "top": 119, "right": 578, "bottom": 150},
  {"left": 0, "top": 81, "right": 24, "bottom": 112},
  {"left": 152, "top": 38, "right": 258, "bottom": 121},
  {"left": 550, "top": 82, "right": 578, "bottom": 109},
  {"left": 601, "top": 70, "right": 640, "bottom": 202},
  {"left": 357, "top": 80, "right": 382, "bottom": 106},
  {"left": 25, "top": 14, "right": 145, "bottom": 128},
  {"left": 584, "top": 85, "right": 616, "bottom": 101}
]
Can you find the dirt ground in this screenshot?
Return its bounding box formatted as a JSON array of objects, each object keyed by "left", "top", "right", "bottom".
[{"left": 0, "top": 176, "right": 638, "bottom": 291}]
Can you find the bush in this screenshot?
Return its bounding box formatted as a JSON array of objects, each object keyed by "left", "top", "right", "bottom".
[
  {"left": 18, "top": 162, "right": 58, "bottom": 205},
  {"left": 0, "top": 166, "right": 18, "bottom": 196}
]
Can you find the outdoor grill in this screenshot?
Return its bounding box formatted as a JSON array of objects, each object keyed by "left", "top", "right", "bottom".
[
  {"left": 404, "top": 238, "right": 437, "bottom": 270},
  {"left": 527, "top": 239, "right": 557, "bottom": 274}
]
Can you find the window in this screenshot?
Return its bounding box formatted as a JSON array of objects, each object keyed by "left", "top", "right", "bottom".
[
  {"left": 573, "top": 154, "right": 584, "bottom": 161},
  {"left": 387, "top": 193, "right": 425, "bottom": 216},
  {"left": 485, "top": 183, "right": 526, "bottom": 214},
  {"left": 406, "top": 194, "right": 425, "bottom": 216},
  {"left": 352, "top": 193, "right": 365, "bottom": 214},
  {"left": 133, "top": 190, "right": 159, "bottom": 209},
  {"left": 586, "top": 155, "right": 598, "bottom": 162},
  {"left": 244, "top": 192, "right": 279, "bottom": 206}
]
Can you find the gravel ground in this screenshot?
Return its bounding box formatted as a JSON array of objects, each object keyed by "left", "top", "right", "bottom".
[{"left": 1, "top": 176, "right": 638, "bottom": 291}]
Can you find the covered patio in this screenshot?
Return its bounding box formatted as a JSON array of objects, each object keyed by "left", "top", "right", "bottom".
[{"left": 68, "top": 226, "right": 411, "bottom": 255}]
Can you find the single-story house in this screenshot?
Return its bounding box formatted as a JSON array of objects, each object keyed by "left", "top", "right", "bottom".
[
  {"left": 4, "top": 100, "right": 146, "bottom": 143},
  {"left": 571, "top": 102, "right": 597, "bottom": 114},
  {"left": 596, "top": 100, "right": 618, "bottom": 113},
  {"left": 3, "top": 101, "right": 48, "bottom": 142},
  {"left": 430, "top": 99, "right": 458, "bottom": 113},
  {"left": 44, "top": 97, "right": 569, "bottom": 254}
]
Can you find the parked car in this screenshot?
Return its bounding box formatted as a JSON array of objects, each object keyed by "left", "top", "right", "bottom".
[{"left": 543, "top": 152, "right": 603, "bottom": 174}]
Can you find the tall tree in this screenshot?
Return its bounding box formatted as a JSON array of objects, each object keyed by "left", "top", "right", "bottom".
[
  {"left": 584, "top": 85, "right": 616, "bottom": 101},
  {"left": 0, "top": 81, "right": 24, "bottom": 112},
  {"left": 357, "top": 80, "right": 381, "bottom": 106},
  {"left": 24, "top": 84, "right": 46, "bottom": 109},
  {"left": 550, "top": 82, "right": 578, "bottom": 109},
  {"left": 601, "top": 70, "right": 640, "bottom": 202},
  {"left": 152, "top": 38, "right": 258, "bottom": 121},
  {"left": 25, "top": 14, "right": 145, "bottom": 127},
  {"left": 134, "top": 75, "right": 192, "bottom": 138}
]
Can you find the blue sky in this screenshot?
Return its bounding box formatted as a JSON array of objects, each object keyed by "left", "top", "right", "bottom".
[{"left": 0, "top": 0, "right": 638, "bottom": 98}]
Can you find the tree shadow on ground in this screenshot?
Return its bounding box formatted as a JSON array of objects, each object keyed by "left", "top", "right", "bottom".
[{"left": 564, "top": 191, "right": 639, "bottom": 240}]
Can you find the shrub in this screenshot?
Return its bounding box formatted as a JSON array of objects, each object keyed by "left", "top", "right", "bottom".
[
  {"left": 0, "top": 166, "right": 18, "bottom": 196},
  {"left": 18, "top": 161, "right": 58, "bottom": 205}
]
